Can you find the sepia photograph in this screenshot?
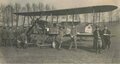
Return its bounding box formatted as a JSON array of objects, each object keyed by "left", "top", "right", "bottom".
[{"left": 0, "top": 0, "right": 120, "bottom": 64}]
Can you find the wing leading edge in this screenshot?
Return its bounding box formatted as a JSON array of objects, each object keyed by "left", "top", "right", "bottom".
[{"left": 14, "top": 5, "right": 118, "bottom": 16}]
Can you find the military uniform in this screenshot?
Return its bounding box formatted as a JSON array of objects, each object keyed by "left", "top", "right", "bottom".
[
  {"left": 69, "top": 26, "right": 77, "bottom": 49},
  {"left": 14, "top": 28, "right": 20, "bottom": 47},
  {"left": 0, "top": 28, "right": 2, "bottom": 46},
  {"left": 17, "top": 33, "right": 27, "bottom": 48},
  {"left": 1, "top": 28, "right": 8, "bottom": 46},
  {"left": 102, "top": 29, "right": 111, "bottom": 49},
  {"left": 8, "top": 28, "right": 15, "bottom": 47},
  {"left": 48, "top": 24, "right": 59, "bottom": 48},
  {"left": 57, "top": 27, "right": 65, "bottom": 49},
  {"left": 93, "top": 29, "right": 103, "bottom": 53}
]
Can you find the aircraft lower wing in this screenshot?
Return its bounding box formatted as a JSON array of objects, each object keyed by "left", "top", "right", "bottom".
[
  {"left": 64, "top": 33, "right": 93, "bottom": 37},
  {"left": 77, "top": 33, "right": 93, "bottom": 37},
  {"left": 64, "top": 33, "right": 115, "bottom": 38}
]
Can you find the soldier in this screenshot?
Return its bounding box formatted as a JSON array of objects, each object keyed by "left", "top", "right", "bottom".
[
  {"left": 12, "top": 28, "right": 16, "bottom": 46},
  {"left": 6, "top": 27, "right": 10, "bottom": 46},
  {"left": 0, "top": 27, "right": 3, "bottom": 46},
  {"left": 69, "top": 26, "right": 77, "bottom": 49},
  {"left": 93, "top": 26, "right": 103, "bottom": 53},
  {"left": 102, "top": 26, "right": 111, "bottom": 49},
  {"left": 8, "top": 27, "right": 15, "bottom": 47},
  {"left": 1, "top": 27, "right": 8, "bottom": 46},
  {"left": 58, "top": 26, "right": 65, "bottom": 49},
  {"left": 14, "top": 27, "right": 20, "bottom": 47},
  {"left": 49, "top": 23, "right": 59, "bottom": 48},
  {"left": 17, "top": 32, "right": 27, "bottom": 48}
]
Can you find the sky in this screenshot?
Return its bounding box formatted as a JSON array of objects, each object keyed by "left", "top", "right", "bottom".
[{"left": 0, "top": 0, "right": 119, "bottom": 9}]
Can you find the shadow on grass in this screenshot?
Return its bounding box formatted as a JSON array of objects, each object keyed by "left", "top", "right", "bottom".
[{"left": 78, "top": 46, "right": 95, "bottom": 53}]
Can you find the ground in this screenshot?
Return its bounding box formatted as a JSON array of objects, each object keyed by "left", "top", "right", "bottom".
[{"left": 0, "top": 23, "right": 120, "bottom": 64}]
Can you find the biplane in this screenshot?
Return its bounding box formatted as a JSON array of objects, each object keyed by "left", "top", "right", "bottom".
[{"left": 14, "top": 5, "right": 117, "bottom": 48}]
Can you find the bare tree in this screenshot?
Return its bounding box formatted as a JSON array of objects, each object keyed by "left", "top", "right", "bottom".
[
  {"left": 10, "top": 5, "right": 14, "bottom": 27},
  {"left": 14, "top": 3, "right": 21, "bottom": 28},
  {"left": 31, "top": 3, "right": 38, "bottom": 25},
  {"left": 26, "top": 3, "right": 31, "bottom": 12},
  {"left": 26, "top": 3, "right": 31, "bottom": 27},
  {"left": 45, "top": 4, "right": 51, "bottom": 11},
  {"left": 0, "top": 5, "right": 6, "bottom": 27},
  {"left": 32, "top": 3, "right": 38, "bottom": 12},
  {"left": 38, "top": 2, "right": 44, "bottom": 11},
  {"left": 4, "top": 5, "right": 14, "bottom": 27},
  {"left": 4, "top": 5, "right": 11, "bottom": 27},
  {"left": 51, "top": 5, "right": 56, "bottom": 10},
  {"left": 21, "top": 6, "right": 27, "bottom": 28}
]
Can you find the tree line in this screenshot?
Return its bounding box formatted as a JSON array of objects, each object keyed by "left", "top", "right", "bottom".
[{"left": 0, "top": 2, "right": 56, "bottom": 28}]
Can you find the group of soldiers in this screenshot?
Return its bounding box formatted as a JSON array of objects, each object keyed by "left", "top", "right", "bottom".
[
  {"left": 60, "top": 25, "right": 111, "bottom": 53},
  {"left": 93, "top": 25, "right": 111, "bottom": 53},
  {"left": 0, "top": 27, "right": 27, "bottom": 48},
  {"left": 0, "top": 27, "right": 16, "bottom": 47},
  {"left": 50, "top": 24, "right": 112, "bottom": 54},
  {"left": 0, "top": 22, "right": 111, "bottom": 54},
  {"left": 48, "top": 23, "right": 78, "bottom": 49}
]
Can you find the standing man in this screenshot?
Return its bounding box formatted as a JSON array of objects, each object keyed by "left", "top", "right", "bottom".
[
  {"left": 58, "top": 26, "right": 65, "bottom": 49},
  {"left": 1, "top": 27, "right": 8, "bottom": 46},
  {"left": 15, "top": 27, "right": 20, "bottom": 47},
  {"left": 49, "top": 23, "right": 59, "bottom": 48},
  {"left": 0, "top": 27, "right": 2, "bottom": 46},
  {"left": 102, "top": 26, "right": 111, "bottom": 49},
  {"left": 8, "top": 27, "right": 15, "bottom": 47},
  {"left": 69, "top": 26, "right": 77, "bottom": 49},
  {"left": 17, "top": 33, "right": 27, "bottom": 48},
  {"left": 6, "top": 27, "right": 9, "bottom": 46},
  {"left": 93, "top": 26, "right": 103, "bottom": 53}
]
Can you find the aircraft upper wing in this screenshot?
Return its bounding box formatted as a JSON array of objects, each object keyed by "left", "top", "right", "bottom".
[{"left": 14, "top": 5, "right": 117, "bottom": 16}]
